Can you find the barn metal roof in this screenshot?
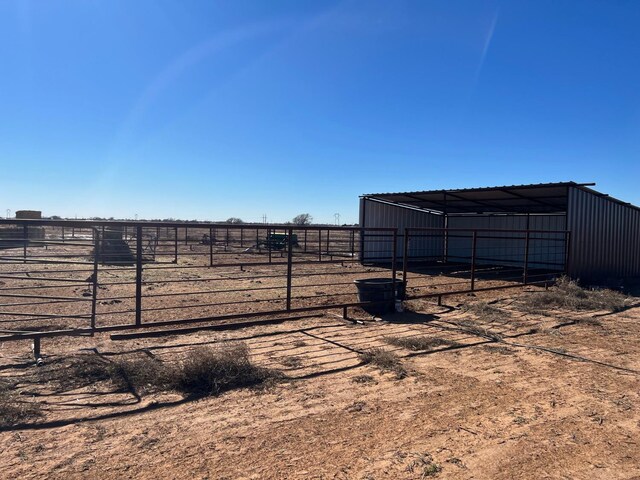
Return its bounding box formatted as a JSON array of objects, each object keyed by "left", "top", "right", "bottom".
[{"left": 361, "top": 181, "right": 598, "bottom": 214}]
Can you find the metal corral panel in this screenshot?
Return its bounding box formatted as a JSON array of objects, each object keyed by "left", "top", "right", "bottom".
[
  {"left": 360, "top": 198, "right": 444, "bottom": 261},
  {"left": 567, "top": 187, "right": 640, "bottom": 280},
  {"left": 447, "top": 214, "right": 567, "bottom": 269}
]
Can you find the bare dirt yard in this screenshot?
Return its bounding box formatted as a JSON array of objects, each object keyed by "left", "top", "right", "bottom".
[{"left": 1, "top": 283, "right": 639, "bottom": 479}]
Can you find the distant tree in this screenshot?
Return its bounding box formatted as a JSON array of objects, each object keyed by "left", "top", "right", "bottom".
[
  {"left": 292, "top": 213, "right": 313, "bottom": 225},
  {"left": 226, "top": 217, "right": 244, "bottom": 224}
]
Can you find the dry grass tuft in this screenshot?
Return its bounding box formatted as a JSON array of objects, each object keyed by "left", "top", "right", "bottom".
[
  {"left": 351, "top": 374, "right": 376, "bottom": 384},
  {"left": 460, "top": 301, "right": 510, "bottom": 322},
  {"left": 454, "top": 320, "right": 504, "bottom": 341},
  {"left": 384, "top": 336, "right": 460, "bottom": 351},
  {"left": 482, "top": 345, "right": 517, "bottom": 355},
  {"left": 359, "top": 348, "right": 407, "bottom": 379},
  {"left": 279, "top": 356, "right": 303, "bottom": 368},
  {"left": 0, "top": 381, "right": 41, "bottom": 427},
  {"left": 519, "top": 276, "right": 629, "bottom": 313}
]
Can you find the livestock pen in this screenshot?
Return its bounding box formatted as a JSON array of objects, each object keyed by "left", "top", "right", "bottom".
[{"left": 0, "top": 219, "right": 569, "bottom": 358}]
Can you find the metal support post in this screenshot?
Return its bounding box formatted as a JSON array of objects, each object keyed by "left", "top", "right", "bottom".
[
  {"left": 286, "top": 228, "right": 293, "bottom": 310},
  {"left": 135, "top": 226, "right": 143, "bottom": 326},
  {"left": 470, "top": 231, "right": 477, "bottom": 291}
]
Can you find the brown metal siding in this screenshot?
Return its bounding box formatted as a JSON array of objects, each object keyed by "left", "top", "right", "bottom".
[
  {"left": 567, "top": 187, "right": 640, "bottom": 280},
  {"left": 360, "top": 198, "right": 444, "bottom": 261}
]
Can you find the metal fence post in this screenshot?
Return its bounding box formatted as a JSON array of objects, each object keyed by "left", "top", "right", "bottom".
[
  {"left": 318, "top": 230, "right": 322, "bottom": 261},
  {"left": 443, "top": 222, "right": 449, "bottom": 264},
  {"left": 402, "top": 228, "right": 409, "bottom": 286},
  {"left": 22, "top": 224, "right": 27, "bottom": 263},
  {"left": 91, "top": 230, "right": 100, "bottom": 330},
  {"left": 267, "top": 228, "right": 272, "bottom": 264},
  {"left": 391, "top": 229, "right": 398, "bottom": 302},
  {"left": 174, "top": 227, "right": 178, "bottom": 263},
  {"left": 523, "top": 231, "right": 530, "bottom": 285},
  {"left": 135, "top": 225, "right": 143, "bottom": 326},
  {"left": 564, "top": 231, "right": 572, "bottom": 276},
  {"left": 350, "top": 230, "right": 355, "bottom": 258},
  {"left": 470, "top": 231, "right": 477, "bottom": 291},
  {"left": 326, "top": 229, "right": 330, "bottom": 258},
  {"left": 240, "top": 228, "right": 244, "bottom": 248},
  {"left": 209, "top": 226, "right": 214, "bottom": 267},
  {"left": 286, "top": 228, "right": 293, "bottom": 310}
]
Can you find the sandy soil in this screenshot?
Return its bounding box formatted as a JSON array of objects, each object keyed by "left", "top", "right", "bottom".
[{"left": 1, "top": 286, "right": 639, "bottom": 480}]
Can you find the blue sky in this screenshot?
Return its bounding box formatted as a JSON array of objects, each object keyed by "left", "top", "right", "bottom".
[{"left": 1, "top": 0, "right": 638, "bottom": 223}]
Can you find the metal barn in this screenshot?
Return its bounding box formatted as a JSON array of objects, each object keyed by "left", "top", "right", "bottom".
[{"left": 360, "top": 182, "right": 640, "bottom": 282}]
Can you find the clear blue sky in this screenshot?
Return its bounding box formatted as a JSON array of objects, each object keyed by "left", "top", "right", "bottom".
[{"left": 1, "top": 0, "right": 639, "bottom": 224}]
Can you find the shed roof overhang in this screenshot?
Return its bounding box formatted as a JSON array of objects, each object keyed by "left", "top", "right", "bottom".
[{"left": 361, "top": 182, "right": 594, "bottom": 215}]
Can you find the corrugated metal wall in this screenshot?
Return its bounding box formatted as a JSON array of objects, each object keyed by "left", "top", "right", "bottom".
[
  {"left": 360, "top": 198, "right": 444, "bottom": 261},
  {"left": 567, "top": 187, "right": 640, "bottom": 280},
  {"left": 447, "top": 214, "right": 567, "bottom": 269}
]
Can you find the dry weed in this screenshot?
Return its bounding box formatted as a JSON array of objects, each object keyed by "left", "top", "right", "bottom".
[
  {"left": 519, "top": 276, "right": 629, "bottom": 313},
  {"left": 384, "top": 336, "right": 460, "bottom": 351},
  {"left": 359, "top": 348, "right": 407, "bottom": 379}
]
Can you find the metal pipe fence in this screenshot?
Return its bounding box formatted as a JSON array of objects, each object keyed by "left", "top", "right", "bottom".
[
  {"left": 0, "top": 219, "right": 569, "bottom": 354},
  {"left": 399, "top": 227, "right": 570, "bottom": 301},
  {"left": 0, "top": 220, "right": 397, "bottom": 346}
]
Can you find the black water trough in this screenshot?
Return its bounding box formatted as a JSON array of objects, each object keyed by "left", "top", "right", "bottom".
[{"left": 354, "top": 278, "right": 405, "bottom": 315}]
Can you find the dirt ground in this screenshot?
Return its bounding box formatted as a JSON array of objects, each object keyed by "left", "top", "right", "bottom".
[{"left": 1, "top": 286, "right": 639, "bottom": 480}]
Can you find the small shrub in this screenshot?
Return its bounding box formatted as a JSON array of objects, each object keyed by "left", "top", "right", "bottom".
[
  {"left": 359, "top": 348, "right": 407, "bottom": 379},
  {"left": 384, "top": 336, "right": 460, "bottom": 351},
  {"left": 40, "top": 343, "right": 280, "bottom": 399},
  {"left": 174, "top": 343, "right": 279, "bottom": 397},
  {"left": 405, "top": 452, "right": 442, "bottom": 477}
]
